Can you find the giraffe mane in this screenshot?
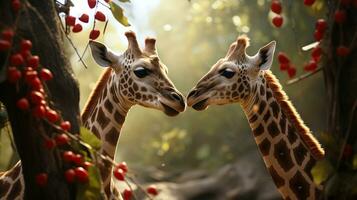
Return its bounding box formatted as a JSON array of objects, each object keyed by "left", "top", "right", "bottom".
[
  {"left": 264, "top": 70, "right": 325, "bottom": 159},
  {"left": 81, "top": 68, "right": 112, "bottom": 122}
]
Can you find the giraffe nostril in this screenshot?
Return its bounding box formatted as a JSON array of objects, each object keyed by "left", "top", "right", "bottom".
[
  {"left": 188, "top": 89, "right": 198, "bottom": 99},
  {"left": 171, "top": 92, "right": 182, "bottom": 101}
]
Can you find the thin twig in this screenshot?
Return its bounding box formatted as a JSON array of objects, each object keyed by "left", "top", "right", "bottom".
[
  {"left": 56, "top": 10, "right": 88, "bottom": 68},
  {"left": 286, "top": 67, "right": 323, "bottom": 85}
]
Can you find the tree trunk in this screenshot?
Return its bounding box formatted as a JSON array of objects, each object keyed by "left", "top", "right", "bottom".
[
  {"left": 0, "top": 0, "right": 80, "bottom": 199},
  {"left": 323, "top": 1, "right": 357, "bottom": 199}
]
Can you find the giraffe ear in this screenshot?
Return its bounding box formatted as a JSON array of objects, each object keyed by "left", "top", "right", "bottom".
[
  {"left": 89, "top": 41, "right": 121, "bottom": 68},
  {"left": 256, "top": 41, "right": 276, "bottom": 70}
]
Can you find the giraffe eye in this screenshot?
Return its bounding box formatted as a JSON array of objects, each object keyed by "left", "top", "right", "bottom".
[
  {"left": 134, "top": 66, "right": 151, "bottom": 78},
  {"left": 219, "top": 68, "right": 235, "bottom": 79}
]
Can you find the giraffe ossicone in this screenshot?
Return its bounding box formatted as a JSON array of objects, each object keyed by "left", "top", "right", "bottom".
[{"left": 187, "top": 35, "right": 325, "bottom": 200}]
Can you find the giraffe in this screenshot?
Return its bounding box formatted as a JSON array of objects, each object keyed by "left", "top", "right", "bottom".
[
  {"left": 187, "top": 35, "right": 325, "bottom": 200},
  {"left": 0, "top": 31, "right": 186, "bottom": 200},
  {"left": 82, "top": 31, "right": 186, "bottom": 199}
]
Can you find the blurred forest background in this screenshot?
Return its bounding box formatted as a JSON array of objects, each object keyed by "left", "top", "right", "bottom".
[{"left": 0, "top": 0, "right": 330, "bottom": 198}]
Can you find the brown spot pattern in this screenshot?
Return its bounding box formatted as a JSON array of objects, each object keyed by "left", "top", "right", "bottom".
[
  {"left": 274, "top": 140, "right": 294, "bottom": 171},
  {"left": 263, "top": 110, "right": 271, "bottom": 122},
  {"left": 253, "top": 124, "right": 264, "bottom": 137},
  {"left": 293, "top": 143, "right": 308, "bottom": 166},
  {"left": 268, "top": 166, "right": 285, "bottom": 188},
  {"left": 287, "top": 125, "right": 297, "bottom": 144},
  {"left": 114, "top": 111, "right": 125, "bottom": 125},
  {"left": 0, "top": 180, "right": 10, "bottom": 197},
  {"left": 104, "top": 100, "right": 113, "bottom": 113},
  {"left": 249, "top": 114, "right": 258, "bottom": 123},
  {"left": 105, "top": 127, "right": 119, "bottom": 146},
  {"left": 97, "top": 109, "right": 110, "bottom": 129},
  {"left": 289, "top": 171, "right": 310, "bottom": 200},
  {"left": 270, "top": 101, "right": 280, "bottom": 118},
  {"left": 258, "top": 138, "right": 271, "bottom": 156},
  {"left": 258, "top": 101, "right": 267, "bottom": 114},
  {"left": 267, "top": 121, "right": 279, "bottom": 137}
]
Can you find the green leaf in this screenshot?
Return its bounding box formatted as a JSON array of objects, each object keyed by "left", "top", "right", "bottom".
[
  {"left": 119, "top": 0, "right": 131, "bottom": 2},
  {"left": 80, "top": 127, "right": 102, "bottom": 150},
  {"left": 76, "top": 166, "right": 104, "bottom": 200},
  {"left": 109, "top": 2, "right": 130, "bottom": 27},
  {"left": 311, "top": 159, "right": 334, "bottom": 185}
]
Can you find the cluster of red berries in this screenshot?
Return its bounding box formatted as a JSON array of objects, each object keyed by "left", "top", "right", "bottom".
[
  {"left": 270, "top": 0, "right": 283, "bottom": 28},
  {"left": 65, "top": 0, "right": 109, "bottom": 40},
  {"left": 303, "top": 0, "right": 316, "bottom": 6},
  {"left": 112, "top": 161, "right": 159, "bottom": 199},
  {"left": 277, "top": 52, "right": 296, "bottom": 78},
  {"left": 63, "top": 151, "right": 93, "bottom": 183}
]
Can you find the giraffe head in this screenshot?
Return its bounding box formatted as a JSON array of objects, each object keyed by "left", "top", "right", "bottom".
[
  {"left": 89, "top": 31, "right": 186, "bottom": 116},
  {"left": 187, "top": 35, "right": 276, "bottom": 110}
]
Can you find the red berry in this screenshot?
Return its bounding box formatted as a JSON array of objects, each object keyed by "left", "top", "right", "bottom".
[
  {"left": 113, "top": 168, "right": 125, "bottom": 181},
  {"left": 24, "top": 70, "right": 38, "bottom": 83},
  {"left": 39, "top": 68, "right": 53, "bottom": 81},
  {"left": 304, "top": 60, "right": 318, "bottom": 71},
  {"left": 279, "top": 63, "right": 289, "bottom": 71},
  {"left": 270, "top": 0, "right": 282, "bottom": 14},
  {"left": 65, "top": 169, "right": 76, "bottom": 183},
  {"left": 303, "top": 0, "right": 315, "bottom": 6},
  {"left": 314, "top": 30, "right": 323, "bottom": 41},
  {"left": 33, "top": 105, "right": 46, "bottom": 118},
  {"left": 89, "top": 29, "right": 100, "bottom": 40},
  {"left": 315, "top": 19, "right": 327, "bottom": 33},
  {"left": 272, "top": 15, "right": 283, "bottom": 28},
  {"left": 0, "top": 40, "right": 11, "bottom": 51},
  {"left": 122, "top": 189, "right": 132, "bottom": 200},
  {"left": 27, "top": 55, "right": 40, "bottom": 69},
  {"left": 55, "top": 134, "right": 70, "bottom": 145},
  {"left": 46, "top": 109, "right": 59, "bottom": 122},
  {"left": 334, "top": 10, "right": 346, "bottom": 23},
  {"left": 311, "top": 46, "right": 322, "bottom": 60},
  {"left": 35, "top": 173, "right": 48, "bottom": 187},
  {"left": 287, "top": 67, "right": 296, "bottom": 78},
  {"left": 95, "top": 11, "right": 106, "bottom": 22},
  {"left": 277, "top": 52, "right": 290, "bottom": 64},
  {"left": 82, "top": 161, "right": 92, "bottom": 170},
  {"left": 21, "top": 40, "right": 32, "bottom": 51},
  {"left": 2, "top": 29, "right": 14, "bottom": 41},
  {"left": 65, "top": 15, "right": 76, "bottom": 26},
  {"left": 79, "top": 14, "right": 89, "bottom": 23},
  {"left": 72, "top": 154, "right": 83, "bottom": 165},
  {"left": 7, "top": 67, "right": 21, "bottom": 83},
  {"left": 17, "top": 98, "right": 30, "bottom": 110},
  {"left": 336, "top": 46, "right": 350, "bottom": 56},
  {"left": 63, "top": 151, "right": 75, "bottom": 162},
  {"left": 44, "top": 139, "right": 56, "bottom": 149},
  {"left": 30, "top": 77, "right": 42, "bottom": 90},
  {"left": 30, "top": 91, "right": 44, "bottom": 105},
  {"left": 117, "top": 162, "right": 128, "bottom": 173},
  {"left": 60, "top": 121, "right": 71, "bottom": 131},
  {"left": 21, "top": 50, "right": 32, "bottom": 60},
  {"left": 10, "top": 54, "right": 24, "bottom": 66},
  {"left": 74, "top": 167, "right": 89, "bottom": 183},
  {"left": 146, "top": 185, "right": 159, "bottom": 196},
  {"left": 88, "top": 0, "right": 97, "bottom": 9},
  {"left": 72, "top": 24, "right": 83, "bottom": 33},
  {"left": 12, "top": 0, "right": 21, "bottom": 12}
]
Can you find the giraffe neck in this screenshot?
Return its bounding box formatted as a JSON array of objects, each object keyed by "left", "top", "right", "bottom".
[
  {"left": 83, "top": 69, "right": 132, "bottom": 198},
  {"left": 241, "top": 72, "right": 323, "bottom": 200}
]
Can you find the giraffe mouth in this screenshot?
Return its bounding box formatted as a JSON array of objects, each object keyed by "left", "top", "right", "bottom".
[
  {"left": 192, "top": 98, "right": 208, "bottom": 111},
  {"left": 160, "top": 102, "right": 180, "bottom": 116}
]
